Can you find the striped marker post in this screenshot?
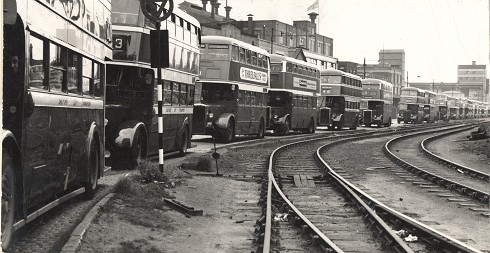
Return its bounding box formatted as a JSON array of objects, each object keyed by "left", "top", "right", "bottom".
[{"left": 156, "top": 21, "right": 164, "bottom": 173}]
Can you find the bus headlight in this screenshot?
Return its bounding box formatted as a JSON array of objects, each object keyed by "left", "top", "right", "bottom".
[
  {"left": 273, "top": 115, "right": 279, "bottom": 120},
  {"left": 104, "top": 118, "right": 108, "bottom": 126},
  {"left": 9, "top": 106, "right": 17, "bottom": 114},
  {"left": 331, "top": 113, "right": 337, "bottom": 119},
  {"left": 208, "top": 113, "right": 214, "bottom": 120}
]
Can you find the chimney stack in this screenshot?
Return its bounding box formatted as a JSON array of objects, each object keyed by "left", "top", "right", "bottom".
[
  {"left": 225, "top": 6, "right": 232, "bottom": 20},
  {"left": 472, "top": 61, "right": 476, "bottom": 65},
  {"left": 247, "top": 14, "right": 254, "bottom": 33},
  {"left": 210, "top": 0, "right": 217, "bottom": 19},
  {"left": 214, "top": 2, "right": 221, "bottom": 15},
  {"left": 201, "top": 0, "right": 208, "bottom": 11},
  {"left": 308, "top": 12, "right": 319, "bottom": 24}
]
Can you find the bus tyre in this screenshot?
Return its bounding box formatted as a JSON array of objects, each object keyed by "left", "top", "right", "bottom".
[
  {"left": 222, "top": 120, "right": 235, "bottom": 143},
  {"left": 397, "top": 119, "right": 401, "bottom": 124},
  {"left": 179, "top": 128, "right": 189, "bottom": 157},
  {"left": 2, "top": 150, "right": 15, "bottom": 251},
  {"left": 131, "top": 131, "right": 145, "bottom": 168},
  {"left": 306, "top": 118, "right": 315, "bottom": 134},
  {"left": 279, "top": 118, "right": 290, "bottom": 136},
  {"left": 349, "top": 117, "right": 358, "bottom": 130},
  {"left": 387, "top": 117, "right": 392, "bottom": 127},
  {"left": 257, "top": 119, "right": 265, "bottom": 139},
  {"left": 337, "top": 117, "right": 344, "bottom": 131},
  {"left": 84, "top": 142, "right": 99, "bottom": 199}
]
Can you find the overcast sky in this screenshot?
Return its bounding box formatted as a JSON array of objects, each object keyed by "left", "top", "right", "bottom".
[{"left": 178, "top": 0, "right": 489, "bottom": 83}]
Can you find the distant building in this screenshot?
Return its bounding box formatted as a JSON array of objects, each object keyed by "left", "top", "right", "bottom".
[
  {"left": 338, "top": 61, "right": 358, "bottom": 75},
  {"left": 179, "top": 0, "right": 337, "bottom": 70},
  {"left": 379, "top": 49, "right": 405, "bottom": 87},
  {"left": 457, "top": 61, "right": 487, "bottom": 102}
]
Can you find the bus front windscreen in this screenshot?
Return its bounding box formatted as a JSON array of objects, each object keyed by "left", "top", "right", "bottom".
[
  {"left": 106, "top": 65, "right": 154, "bottom": 101},
  {"left": 268, "top": 91, "right": 291, "bottom": 107},
  {"left": 200, "top": 82, "right": 235, "bottom": 103}
]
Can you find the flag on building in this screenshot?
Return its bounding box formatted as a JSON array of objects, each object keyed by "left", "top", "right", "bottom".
[{"left": 307, "top": 0, "right": 319, "bottom": 11}]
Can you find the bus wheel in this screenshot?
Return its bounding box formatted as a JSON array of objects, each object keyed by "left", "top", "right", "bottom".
[
  {"left": 179, "top": 128, "right": 189, "bottom": 157},
  {"left": 306, "top": 118, "right": 315, "bottom": 134},
  {"left": 84, "top": 142, "right": 99, "bottom": 199},
  {"left": 2, "top": 149, "right": 15, "bottom": 250},
  {"left": 397, "top": 119, "right": 401, "bottom": 124},
  {"left": 257, "top": 119, "right": 265, "bottom": 139},
  {"left": 131, "top": 131, "right": 145, "bottom": 168},
  {"left": 222, "top": 120, "right": 235, "bottom": 143},
  {"left": 387, "top": 117, "right": 392, "bottom": 127},
  {"left": 337, "top": 117, "right": 344, "bottom": 131}
]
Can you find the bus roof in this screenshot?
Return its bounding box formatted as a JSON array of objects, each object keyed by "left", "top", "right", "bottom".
[
  {"left": 320, "top": 69, "right": 361, "bottom": 80},
  {"left": 401, "top": 87, "right": 423, "bottom": 92},
  {"left": 174, "top": 7, "right": 200, "bottom": 28},
  {"left": 270, "top": 54, "right": 320, "bottom": 70},
  {"left": 201, "top": 36, "right": 270, "bottom": 56},
  {"left": 362, "top": 78, "right": 393, "bottom": 87}
]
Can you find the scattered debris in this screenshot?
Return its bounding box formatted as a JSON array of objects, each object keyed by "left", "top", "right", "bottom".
[
  {"left": 273, "top": 213, "right": 289, "bottom": 222},
  {"left": 164, "top": 198, "right": 203, "bottom": 216},
  {"left": 395, "top": 229, "right": 408, "bottom": 237},
  {"left": 468, "top": 125, "right": 489, "bottom": 140},
  {"left": 404, "top": 234, "right": 418, "bottom": 242},
  {"left": 457, "top": 169, "right": 464, "bottom": 174}
]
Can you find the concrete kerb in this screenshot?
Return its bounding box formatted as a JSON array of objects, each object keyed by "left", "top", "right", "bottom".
[{"left": 61, "top": 193, "right": 115, "bottom": 253}]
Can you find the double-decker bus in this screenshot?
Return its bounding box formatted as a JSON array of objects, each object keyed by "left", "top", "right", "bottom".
[
  {"left": 360, "top": 78, "right": 394, "bottom": 127},
  {"left": 423, "top": 90, "right": 437, "bottom": 123},
  {"left": 2, "top": 0, "right": 111, "bottom": 248},
  {"left": 105, "top": 1, "right": 201, "bottom": 167},
  {"left": 318, "top": 69, "right": 362, "bottom": 130},
  {"left": 448, "top": 96, "right": 460, "bottom": 120},
  {"left": 456, "top": 98, "right": 466, "bottom": 119},
  {"left": 268, "top": 54, "right": 320, "bottom": 135},
  {"left": 192, "top": 36, "right": 270, "bottom": 142},
  {"left": 463, "top": 98, "right": 472, "bottom": 119},
  {"left": 435, "top": 93, "right": 449, "bottom": 121},
  {"left": 398, "top": 87, "right": 425, "bottom": 123}
]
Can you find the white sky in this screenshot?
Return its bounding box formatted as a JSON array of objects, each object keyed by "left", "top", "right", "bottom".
[{"left": 178, "top": 0, "right": 489, "bottom": 83}]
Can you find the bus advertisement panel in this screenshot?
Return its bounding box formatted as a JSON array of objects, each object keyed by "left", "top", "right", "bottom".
[
  {"left": 105, "top": 0, "right": 201, "bottom": 167},
  {"left": 193, "top": 36, "right": 270, "bottom": 142},
  {"left": 2, "top": 0, "right": 111, "bottom": 248},
  {"left": 268, "top": 54, "right": 320, "bottom": 135}
]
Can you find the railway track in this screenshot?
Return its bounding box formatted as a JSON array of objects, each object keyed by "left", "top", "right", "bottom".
[
  {"left": 420, "top": 126, "right": 489, "bottom": 182},
  {"left": 259, "top": 123, "right": 466, "bottom": 252},
  {"left": 384, "top": 124, "right": 489, "bottom": 204},
  {"left": 258, "top": 122, "right": 484, "bottom": 253}
]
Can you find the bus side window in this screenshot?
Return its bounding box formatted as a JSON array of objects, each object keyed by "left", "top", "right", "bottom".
[
  {"left": 257, "top": 54, "right": 263, "bottom": 67},
  {"left": 188, "top": 85, "right": 195, "bottom": 105},
  {"left": 250, "top": 92, "right": 256, "bottom": 106},
  {"left": 67, "top": 52, "right": 80, "bottom": 94},
  {"left": 49, "top": 43, "right": 67, "bottom": 93},
  {"left": 93, "top": 63, "right": 103, "bottom": 97},
  {"left": 29, "top": 35, "right": 46, "bottom": 89},
  {"left": 238, "top": 90, "right": 245, "bottom": 105},
  {"left": 245, "top": 49, "right": 251, "bottom": 64},
  {"left": 172, "top": 82, "right": 180, "bottom": 105},
  {"left": 82, "top": 57, "right": 92, "bottom": 96},
  {"left": 164, "top": 81, "right": 172, "bottom": 104},
  {"left": 231, "top": 46, "right": 239, "bottom": 62},
  {"left": 251, "top": 52, "right": 257, "bottom": 66},
  {"left": 180, "top": 84, "right": 188, "bottom": 105},
  {"left": 245, "top": 91, "right": 251, "bottom": 106}
]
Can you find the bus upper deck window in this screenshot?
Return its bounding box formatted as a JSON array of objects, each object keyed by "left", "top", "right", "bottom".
[
  {"left": 231, "top": 46, "right": 239, "bottom": 62},
  {"left": 239, "top": 48, "right": 245, "bottom": 63},
  {"left": 29, "top": 35, "right": 46, "bottom": 89}
]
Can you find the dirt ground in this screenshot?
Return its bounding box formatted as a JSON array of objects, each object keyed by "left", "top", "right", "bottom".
[{"left": 78, "top": 145, "right": 268, "bottom": 253}]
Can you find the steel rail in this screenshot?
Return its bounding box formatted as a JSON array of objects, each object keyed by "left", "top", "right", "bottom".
[
  {"left": 383, "top": 124, "right": 489, "bottom": 204},
  {"left": 420, "top": 126, "right": 489, "bottom": 182},
  {"left": 317, "top": 124, "right": 484, "bottom": 253}
]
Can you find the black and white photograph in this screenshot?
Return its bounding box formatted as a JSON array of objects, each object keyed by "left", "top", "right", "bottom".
[{"left": 2, "top": 0, "right": 489, "bottom": 252}]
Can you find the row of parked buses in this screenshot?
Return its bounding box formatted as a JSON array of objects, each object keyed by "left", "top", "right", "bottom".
[
  {"left": 3, "top": 0, "right": 489, "bottom": 248},
  {"left": 397, "top": 87, "right": 489, "bottom": 124}
]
